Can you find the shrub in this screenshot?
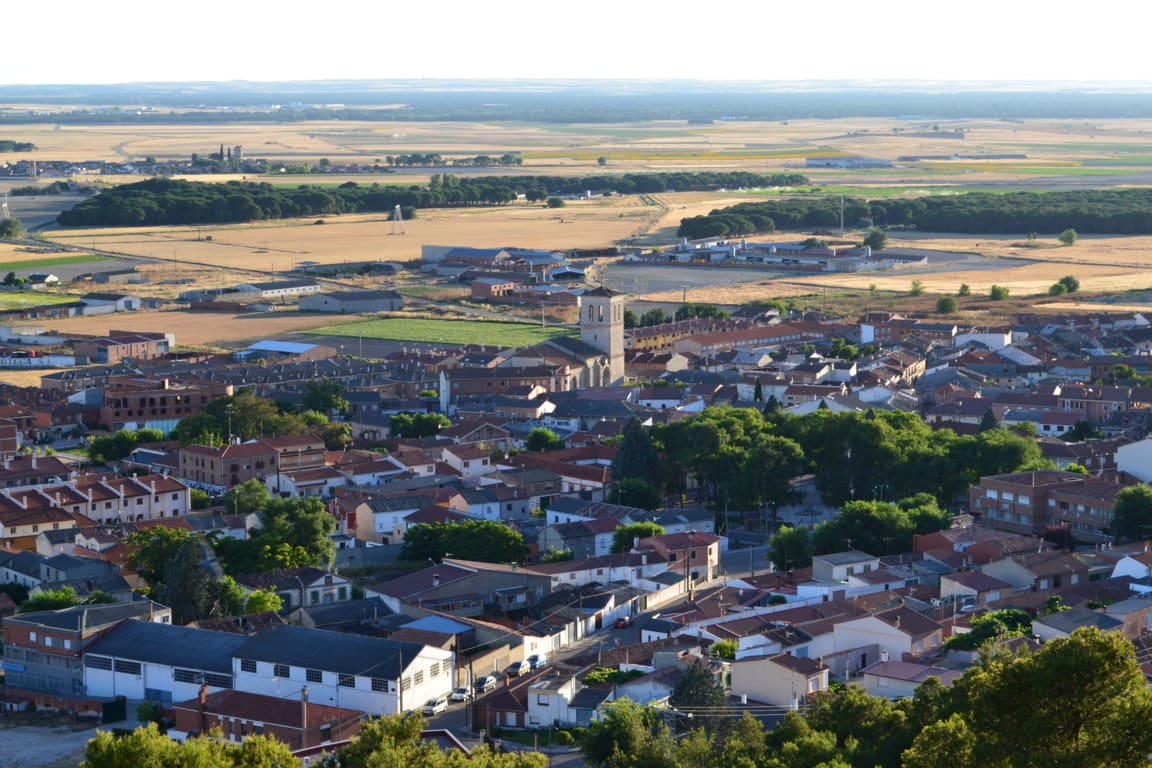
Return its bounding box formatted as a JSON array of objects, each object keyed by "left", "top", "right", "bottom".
[
  {"left": 989, "top": 285, "right": 1010, "bottom": 301},
  {"left": 556, "top": 730, "right": 574, "bottom": 745},
  {"left": 936, "top": 295, "right": 958, "bottom": 314}
]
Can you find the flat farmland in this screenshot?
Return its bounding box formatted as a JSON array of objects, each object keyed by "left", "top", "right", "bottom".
[
  {"left": 11, "top": 117, "right": 1152, "bottom": 183},
  {"left": 306, "top": 317, "right": 576, "bottom": 347},
  {"left": 33, "top": 309, "right": 337, "bottom": 348},
  {"left": 41, "top": 196, "right": 657, "bottom": 270}
]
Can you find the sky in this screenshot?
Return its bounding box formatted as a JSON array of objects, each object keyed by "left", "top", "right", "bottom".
[{"left": 3, "top": 1, "right": 1147, "bottom": 86}]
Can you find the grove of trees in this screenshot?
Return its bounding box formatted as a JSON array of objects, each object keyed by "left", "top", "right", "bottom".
[
  {"left": 58, "top": 172, "right": 808, "bottom": 228},
  {"left": 678, "top": 189, "right": 1152, "bottom": 239},
  {"left": 581, "top": 627, "right": 1152, "bottom": 768},
  {"left": 401, "top": 519, "right": 529, "bottom": 564}
]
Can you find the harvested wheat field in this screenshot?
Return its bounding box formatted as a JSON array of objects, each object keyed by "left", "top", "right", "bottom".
[
  {"left": 42, "top": 196, "right": 658, "bottom": 270},
  {"left": 34, "top": 310, "right": 338, "bottom": 348}
]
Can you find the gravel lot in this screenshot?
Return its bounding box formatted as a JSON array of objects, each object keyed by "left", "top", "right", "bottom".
[{"left": 0, "top": 723, "right": 97, "bottom": 768}]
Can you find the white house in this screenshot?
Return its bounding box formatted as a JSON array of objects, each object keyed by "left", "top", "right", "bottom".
[
  {"left": 1117, "top": 440, "right": 1152, "bottom": 482},
  {"left": 832, "top": 607, "right": 944, "bottom": 662},
  {"left": 859, "top": 659, "right": 964, "bottom": 700},
  {"left": 731, "top": 653, "right": 829, "bottom": 708}
]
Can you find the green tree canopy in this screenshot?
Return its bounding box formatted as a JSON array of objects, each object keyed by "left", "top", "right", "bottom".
[
  {"left": 612, "top": 418, "right": 661, "bottom": 483},
  {"left": 612, "top": 522, "right": 665, "bottom": 553},
  {"left": 82, "top": 722, "right": 298, "bottom": 768},
  {"left": 223, "top": 478, "right": 272, "bottom": 515},
  {"left": 863, "top": 227, "right": 888, "bottom": 250},
  {"left": 214, "top": 496, "right": 336, "bottom": 575},
  {"left": 301, "top": 380, "right": 349, "bottom": 415},
  {"left": 936, "top": 295, "right": 958, "bottom": 314},
  {"left": 931, "top": 627, "right": 1152, "bottom": 768},
  {"left": 525, "top": 427, "right": 565, "bottom": 452},
  {"left": 401, "top": 519, "right": 528, "bottom": 563},
  {"left": 1111, "top": 484, "right": 1152, "bottom": 541},
  {"left": 1058, "top": 228, "right": 1078, "bottom": 246},
  {"left": 389, "top": 411, "right": 451, "bottom": 439},
  {"left": 769, "top": 524, "right": 813, "bottom": 571}
]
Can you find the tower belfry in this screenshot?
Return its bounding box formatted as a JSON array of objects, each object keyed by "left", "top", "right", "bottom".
[{"left": 579, "top": 286, "right": 625, "bottom": 386}]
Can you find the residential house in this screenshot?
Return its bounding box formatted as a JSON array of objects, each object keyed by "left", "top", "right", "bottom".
[
  {"left": 859, "top": 659, "right": 964, "bottom": 699},
  {"left": 179, "top": 441, "right": 280, "bottom": 491},
  {"left": 236, "top": 567, "right": 353, "bottom": 610},
  {"left": 980, "top": 550, "right": 1089, "bottom": 591},
  {"left": 811, "top": 551, "right": 882, "bottom": 583},
  {"left": 639, "top": 532, "right": 721, "bottom": 584},
  {"left": 537, "top": 519, "right": 617, "bottom": 560},
  {"left": 1032, "top": 606, "right": 1125, "bottom": 642},
  {"left": 967, "top": 470, "right": 1092, "bottom": 534},
  {"left": 939, "top": 571, "right": 1011, "bottom": 609},
  {"left": 832, "top": 607, "right": 944, "bottom": 662},
  {"left": 731, "top": 653, "right": 829, "bottom": 709}
]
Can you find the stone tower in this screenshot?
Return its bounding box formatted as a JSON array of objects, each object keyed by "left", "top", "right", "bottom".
[{"left": 579, "top": 286, "right": 625, "bottom": 386}]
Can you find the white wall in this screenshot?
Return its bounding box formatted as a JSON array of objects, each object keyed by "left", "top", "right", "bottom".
[{"left": 832, "top": 617, "right": 911, "bottom": 662}]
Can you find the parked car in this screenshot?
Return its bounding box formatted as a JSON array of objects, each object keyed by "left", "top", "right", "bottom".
[
  {"left": 504, "top": 660, "right": 530, "bottom": 678},
  {"left": 527, "top": 653, "right": 548, "bottom": 670},
  {"left": 474, "top": 675, "right": 498, "bottom": 693},
  {"left": 422, "top": 696, "right": 448, "bottom": 715},
  {"left": 450, "top": 686, "right": 473, "bottom": 702},
  {"left": 614, "top": 615, "right": 634, "bottom": 629}
]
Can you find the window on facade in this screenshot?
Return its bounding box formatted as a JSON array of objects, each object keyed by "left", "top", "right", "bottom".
[
  {"left": 306, "top": 669, "right": 322, "bottom": 683},
  {"left": 429, "top": 662, "right": 440, "bottom": 677},
  {"left": 204, "top": 673, "right": 233, "bottom": 690},
  {"left": 372, "top": 678, "right": 388, "bottom": 692},
  {"left": 114, "top": 660, "right": 142, "bottom": 675},
  {"left": 338, "top": 674, "right": 355, "bottom": 688},
  {"left": 85, "top": 655, "right": 112, "bottom": 671},
  {"left": 274, "top": 663, "right": 290, "bottom": 678},
  {"left": 537, "top": 694, "right": 550, "bottom": 705},
  {"left": 413, "top": 671, "right": 424, "bottom": 685},
  {"left": 400, "top": 676, "right": 411, "bottom": 691},
  {"left": 320, "top": 724, "right": 333, "bottom": 742},
  {"left": 240, "top": 659, "right": 257, "bottom": 673},
  {"left": 174, "top": 669, "right": 200, "bottom": 684}
]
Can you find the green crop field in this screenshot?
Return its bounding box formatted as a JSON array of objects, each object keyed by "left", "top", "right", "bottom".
[
  {"left": 307, "top": 317, "right": 577, "bottom": 346},
  {"left": 0, "top": 291, "right": 82, "bottom": 309},
  {"left": 0, "top": 255, "right": 110, "bottom": 271}
]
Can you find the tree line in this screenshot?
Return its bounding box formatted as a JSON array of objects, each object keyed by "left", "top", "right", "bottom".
[
  {"left": 679, "top": 189, "right": 1152, "bottom": 239},
  {"left": 0, "top": 140, "right": 35, "bottom": 151},
  {"left": 56, "top": 172, "right": 809, "bottom": 227}
]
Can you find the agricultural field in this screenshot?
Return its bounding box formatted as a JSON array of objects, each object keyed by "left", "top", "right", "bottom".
[
  {"left": 40, "top": 195, "right": 655, "bottom": 274},
  {"left": 7, "top": 114, "right": 1152, "bottom": 353},
  {"left": 32, "top": 309, "right": 339, "bottom": 348},
  {"left": 306, "top": 317, "right": 576, "bottom": 347},
  {"left": 0, "top": 291, "right": 79, "bottom": 310}
]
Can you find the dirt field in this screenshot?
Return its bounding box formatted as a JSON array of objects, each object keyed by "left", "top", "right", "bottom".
[{"left": 0, "top": 724, "right": 96, "bottom": 768}]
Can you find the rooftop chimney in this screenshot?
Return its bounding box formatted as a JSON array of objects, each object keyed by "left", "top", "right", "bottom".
[{"left": 301, "top": 685, "right": 308, "bottom": 732}]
